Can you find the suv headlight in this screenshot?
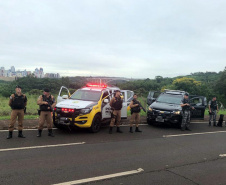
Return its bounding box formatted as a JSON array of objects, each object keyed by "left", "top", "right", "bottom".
[
  {"left": 80, "top": 108, "right": 92, "bottom": 114},
  {"left": 174, "top": 111, "right": 181, "bottom": 115},
  {"left": 149, "top": 107, "right": 153, "bottom": 111}
]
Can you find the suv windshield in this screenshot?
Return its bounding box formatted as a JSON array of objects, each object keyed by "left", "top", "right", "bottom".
[
  {"left": 70, "top": 90, "right": 102, "bottom": 102},
  {"left": 156, "top": 94, "right": 182, "bottom": 104}
]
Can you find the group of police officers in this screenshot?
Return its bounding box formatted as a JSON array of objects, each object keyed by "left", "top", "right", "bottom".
[
  {"left": 5, "top": 86, "right": 219, "bottom": 139},
  {"left": 7, "top": 85, "right": 56, "bottom": 139},
  {"left": 180, "top": 93, "right": 219, "bottom": 131}
]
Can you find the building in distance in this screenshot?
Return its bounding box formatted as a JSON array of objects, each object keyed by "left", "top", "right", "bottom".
[{"left": 0, "top": 66, "right": 60, "bottom": 79}]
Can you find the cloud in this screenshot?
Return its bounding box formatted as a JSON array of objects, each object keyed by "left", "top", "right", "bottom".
[{"left": 0, "top": 0, "right": 225, "bottom": 78}]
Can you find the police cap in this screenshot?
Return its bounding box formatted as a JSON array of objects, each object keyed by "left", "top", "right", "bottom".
[
  {"left": 15, "top": 85, "right": 22, "bottom": 89},
  {"left": 184, "top": 93, "right": 189, "bottom": 96},
  {"left": 44, "top": 88, "right": 50, "bottom": 92}
]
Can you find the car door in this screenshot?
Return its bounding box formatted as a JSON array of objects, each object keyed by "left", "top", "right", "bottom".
[
  {"left": 147, "top": 91, "right": 161, "bottom": 106},
  {"left": 57, "top": 86, "right": 71, "bottom": 103},
  {"left": 120, "top": 90, "right": 134, "bottom": 119},
  {"left": 101, "top": 90, "right": 112, "bottom": 119},
  {"left": 189, "top": 95, "right": 207, "bottom": 119}
]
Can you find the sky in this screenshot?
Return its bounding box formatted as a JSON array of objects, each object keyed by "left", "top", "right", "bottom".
[{"left": 0, "top": 0, "right": 225, "bottom": 78}]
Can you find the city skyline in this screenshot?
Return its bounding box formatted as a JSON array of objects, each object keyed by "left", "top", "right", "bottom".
[{"left": 0, "top": 65, "right": 60, "bottom": 78}]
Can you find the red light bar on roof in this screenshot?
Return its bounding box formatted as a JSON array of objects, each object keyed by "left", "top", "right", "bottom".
[{"left": 86, "top": 84, "right": 107, "bottom": 88}]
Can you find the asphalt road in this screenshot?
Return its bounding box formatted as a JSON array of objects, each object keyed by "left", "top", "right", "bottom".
[{"left": 1, "top": 122, "right": 226, "bottom": 185}]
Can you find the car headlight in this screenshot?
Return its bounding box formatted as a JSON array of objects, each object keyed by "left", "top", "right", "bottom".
[
  {"left": 149, "top": 107, "right": 153, "bottom": 111},
  {"left": 174, "top": 111, "right": 181, "bottom": 115},
  {"left": 80, "top": 108, "right": 92, "bottom": 114}
]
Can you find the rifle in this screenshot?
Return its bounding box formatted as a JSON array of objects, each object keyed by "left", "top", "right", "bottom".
[
  {"left": 47, "top": 101, "right": 53, "bottom": 112},
  {"left": 133, "top": 99, "right": 146, "bottom": 113},
  {"left": 138, "top": 101, "right": 146, "bottom": 112}
]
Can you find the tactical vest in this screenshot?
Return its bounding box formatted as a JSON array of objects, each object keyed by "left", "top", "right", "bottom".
[
  {"left": 182, "top": 98, "right": 190, "bottom": 111},
  {"left": 112, "top": 96, "right": 122, "bottom": 110},
  {"left": 40, "top": 95, "right": 53, "bottom": 111},
  {"left": 11, "top": 94, "right": 26, "bottom": 109},
  {"left": 131, "top": 99, "right": 141, "bottom": 113},
  {"left": 210, "top": 100, "right": 217, "bottom": 110}
]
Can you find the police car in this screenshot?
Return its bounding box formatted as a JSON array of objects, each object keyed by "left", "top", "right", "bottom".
[
  {"left": 147, "top": 90, "right": 207, "bottom": 127},
  {"left": 53, "top": 84, "right": 134, "bottom": 132}
]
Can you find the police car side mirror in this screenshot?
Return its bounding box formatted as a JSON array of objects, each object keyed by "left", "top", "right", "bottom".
[
  {"left": 62, "top": 95, "right": 68, "bottom": 99},
  {"left": 104, "top": 99, "right": 109, "bottom": 103}
]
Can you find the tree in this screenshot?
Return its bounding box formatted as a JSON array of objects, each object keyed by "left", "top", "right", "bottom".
[
  {"left": 155, "top": 76, "right": 163, "bottom": 83},
  {"left": 215, "top": 68, "right": 226, "bottom": 105},
  {"left": 172, "top": 77, "right": 201, "bottom": 95}
]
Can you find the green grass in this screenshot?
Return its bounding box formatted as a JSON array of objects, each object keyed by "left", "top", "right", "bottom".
[
  {"left": 204, "top": 109, "right": 226, "bottom": 115},
  {"left": 0, "top": 115, "right": 39, "bottom": 120},
  {"left": 127, "top": 97, "right": 147, "bottom": 116},
  {"left": 0, "top": 94, "right": 57, "bottom": 118},
  {"left": 0, "top": 94, "right": 40, "bottom": 116}
]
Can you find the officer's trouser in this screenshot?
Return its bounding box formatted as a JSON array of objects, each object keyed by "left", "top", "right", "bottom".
[
  {"left": 209, "top": 110, "right": 217, "bottom": 123},
  {"left": 181, "top": 110, "right": 190, "bottom": 129},
  {"left": 130, "top": 113, "right": 140, "bottom": 127},
  {"left": 38, "top": 111, "right": 52, "bottom": 130},
  {"left": 9, "top": 109, "right": 24, "bottom": 131},
  {"left": 110, "top": 110, "right": 121, "bottom": 127}
]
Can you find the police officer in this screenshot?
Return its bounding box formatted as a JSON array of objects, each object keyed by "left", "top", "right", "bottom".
[
  {"left": 7, "top": 85, "right": 27, "bottom": 139},
  {"left": 129, "top": 94, "right": 142, "bottom": 133},
  {"left": 37, "top": 88, "right": 56, "bottom": 137},
  {"left": 109, "top": 90, "right": 123, "bottom": 134},
  {"left": 180, "top": 93, "right": 194, "bottom": 131},
  {"left": 208, "top": 96, "right": 219, "bottom": 126}
]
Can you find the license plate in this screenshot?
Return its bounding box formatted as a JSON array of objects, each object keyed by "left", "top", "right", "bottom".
[{"left": 156, "top": 116, "right": 164, "bottom": 122}]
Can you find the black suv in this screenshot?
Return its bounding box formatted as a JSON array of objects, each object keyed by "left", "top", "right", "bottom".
[{"left": 147, "top": 90, "right": 207, "bottom": 126}]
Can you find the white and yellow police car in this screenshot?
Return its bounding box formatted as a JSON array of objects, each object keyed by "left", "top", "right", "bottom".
[{"left": 53, "top": 84, "right": 134, "bottom": 132}]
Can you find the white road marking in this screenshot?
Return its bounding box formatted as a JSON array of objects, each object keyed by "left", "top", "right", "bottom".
[
  {"left": 0, "top": 128, "right": 58, "bottom": 132},
  {"left": 219, "top": 154, "right": 226, "bottom": 157},
  {"left": 163, "top": 131, "right": 226, "bottom": 138},
  {"left": 0, "top": 142, "right": 85, "bottom": 152},
  {"left": 53, "top": 168, "right": 144, "bottom": 185}
]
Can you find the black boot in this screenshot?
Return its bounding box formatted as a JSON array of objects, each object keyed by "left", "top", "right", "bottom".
[
  {"left": 135, "top": 127, "right": 142, "bottom": 132},
  {"left": 213, "top": 122, "right": 217, "bottom": 127},
  {"left": 7, "top": 131, "right": 13, "bottom": 139},
  {"left": 37, "top": 130, "right": 42, "bottom": 137},
  {"left": 129, "top": 127, "right": 133, "bottom": 133},
  {"left": 209, "top": 121, "right": 211, "bottom": 126},
  {"left": 109, "top": 127, "right": 113, "bottom": 134},
  {"left": 18, "top": 130, "right": 26, "bottom": 138},
  {"left": 116, "top": 127, "right": 123, "bottom": 133},
  {"left": 48, "top": 129, "right": 54, "bottom": 137}
]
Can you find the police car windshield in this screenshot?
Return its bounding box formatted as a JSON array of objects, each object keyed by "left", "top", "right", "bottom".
[
  {"left": 156, "top": 94, "right": 182, "bottom": 104},
  {"left": 70, "top": 90, "right": 102, "bottom": 102}
]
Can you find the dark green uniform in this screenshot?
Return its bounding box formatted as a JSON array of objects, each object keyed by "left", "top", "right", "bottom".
[{"left": 181, "top": 98, "right": 191, "bottom": 130}]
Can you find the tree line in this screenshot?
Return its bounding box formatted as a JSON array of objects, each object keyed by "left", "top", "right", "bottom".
[
  {"left": 0, "top": 67, "right": 225, "bottom": 106},
  {"left": 118, "top": 67, "right": 226, "bottom": 106}
]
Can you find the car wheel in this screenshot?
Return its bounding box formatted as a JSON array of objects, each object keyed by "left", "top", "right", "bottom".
[
  {"left": 53, "top": 121, "right": 64, "bottom": 129},
  {"left": 147, "top": 118, "right": 153, "bottom": 125},
  {"left": 89, "top": 114, "right": 101, "bottom": 133}
]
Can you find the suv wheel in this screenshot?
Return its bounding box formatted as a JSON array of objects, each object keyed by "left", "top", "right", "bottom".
[
  {"left": 89, "top": 114, "right": 101, "bottom": 133},
  {"left": 147, "top": 118, "right": 153, "bottom": 125}
]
